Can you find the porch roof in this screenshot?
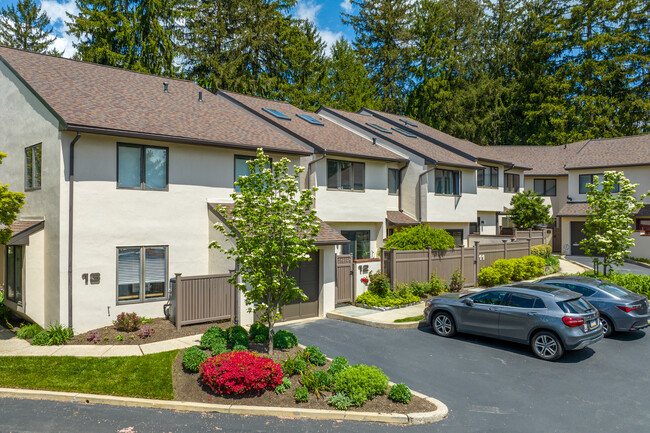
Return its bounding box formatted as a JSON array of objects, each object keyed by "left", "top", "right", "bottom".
[
  {"left": 386, "top": 211, "right": 418, "bottom": 226},
  {"left": 557, "top": 203, "right": 650, "bottom": 218},
  {"left": 4, "top": 220, "right": 44, "bottom": 245}
]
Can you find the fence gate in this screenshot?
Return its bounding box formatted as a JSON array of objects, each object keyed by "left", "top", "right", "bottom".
[
  {"left": 335, "top": 254, "right": 354, "bottom": 304},
  {"left": 171, "top": 272, "right": 236, "bottom": 330}
]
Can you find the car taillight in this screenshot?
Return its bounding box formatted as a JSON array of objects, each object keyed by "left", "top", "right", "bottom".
[
  {"left": 616, "top": 305, "right": 640, "bottom": 313},
  {"left": 562, "top": 316, "right": 584, "bottom": 327}
]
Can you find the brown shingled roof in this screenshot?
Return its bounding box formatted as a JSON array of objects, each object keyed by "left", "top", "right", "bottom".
[
  {"left": 218, "top": 90, "right": 405, "bottom": 162},
  {"left": 386, "top": 211, "right": 418, "bottom": 226},
  {"left": 477, "top": 142, "right": 586, "bottom": 176},
  {"left": 318, "top": 106, "right": 480, "bottom": 169},
  {"left": 557, "top": 202, "right": 650, "bottom": 217},
  {"left": 564, "top": 135, "right": 650, "bottom": 170},
  {"left": 0, "top": 46, "right": 309, "bottom": 154},
  {"left": 7, "top": 220, "right": 43, "bottom": 236},
  {"left": 208, "top": 203, "right": 348, "bottom": 246}
]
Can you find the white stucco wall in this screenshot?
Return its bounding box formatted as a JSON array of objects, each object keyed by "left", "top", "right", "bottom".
[
  {"left": 568, "top": 166, "right": 650, "bottom": 203},
  {"left": 319, "top": 245, "right": 336, "bottom": 317},
  {"left": 475, "top": 167, "right": 525, "bottom": 213},
  {"left": 0, "top": 61, "right": 63, "bottom": 327},
  {"left": 23, "top": 229, "right": 46, "bottom": 325},
  {"left": 354, "top": 259, "right": 381, "bottom": 297},
  {"left": 523, "top": 176, "right": 568, "bottom": 218},
  {"left": 424, "top": 166, "right": 477, "bottom": 222}
]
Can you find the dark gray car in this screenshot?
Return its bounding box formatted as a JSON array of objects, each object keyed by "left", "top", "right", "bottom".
[
  {"left": 536, "top": 276, "right": 650, "bottom": 337},
  {"left": 423, "top": 284, "right": 603, "bottom": 361}
]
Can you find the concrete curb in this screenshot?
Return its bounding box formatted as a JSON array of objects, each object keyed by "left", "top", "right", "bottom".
[
  {"left": 325, "top": 311, "right": 425, "bottom": 329},
  {"left": 0, "top": 387, "right": 448, "bottom": 425},
  {"left": 624, "top": 258, "right": 650, "bottom": 270}
]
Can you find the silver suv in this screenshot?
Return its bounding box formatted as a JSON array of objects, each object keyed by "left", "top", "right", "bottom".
[{"left": 423, "top": 284, "right": 603, "bottom": 361}]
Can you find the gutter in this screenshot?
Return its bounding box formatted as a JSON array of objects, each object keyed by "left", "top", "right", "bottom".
[
  {"left": 68, "top": 131, "right": 82, "bottom": 330},
  {"left": 417, "top": 162, "right": 438, "bottom": 222}
]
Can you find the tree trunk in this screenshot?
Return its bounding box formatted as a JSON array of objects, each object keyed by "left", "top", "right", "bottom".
[{"left": 267, "top": 307, "right": 277, "bottom": 355}]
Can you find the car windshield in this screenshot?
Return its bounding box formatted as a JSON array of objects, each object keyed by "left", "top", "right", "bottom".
[
  {"left": 556, "top": 297, "right": 593, "bottom": 314},
  {"left": 597, "top": 282, "right": 631, "bottom": 298}
]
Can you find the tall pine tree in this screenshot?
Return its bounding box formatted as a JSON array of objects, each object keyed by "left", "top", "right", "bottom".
[
  {"left": 343, "top": 0, "right": 414, "bottom": 113},
  {"left": 0, "top": 0, "right": 60, "bottom": 55}
]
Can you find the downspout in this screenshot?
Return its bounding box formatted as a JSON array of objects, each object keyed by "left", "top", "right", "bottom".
[
  {"left": 68, "top": 131, "right": 81, "bottom": 330},
  {"left": 398, "top": 161, "right": 410, "bottom": 212},
  {"left": 417, "top": 162, "right": 438, "bottom": 222}
]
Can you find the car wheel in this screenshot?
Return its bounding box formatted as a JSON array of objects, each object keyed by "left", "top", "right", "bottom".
[
  {"left": 531, "top": 331, "right": 564, "bottom": 361},
  {"left": 431, "top": 312, "right": 456, "bottom": 337},
  {"left": 600, "top": 316, "right": 614, "bottom": 338}
]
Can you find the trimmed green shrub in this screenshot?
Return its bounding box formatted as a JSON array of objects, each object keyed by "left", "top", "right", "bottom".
[
  {"left": 225, "top": 325, "right": 249, "bottom": 348},
  {"left": 200, "top": 326, "right": 226, "bottom": 350},
  {"left": 327, "top": 356, "right": 350, "bottom": 377},
  {"left": 384, "top": 224, "right": 456, "bottom": 251},
  {"left": 31, "top": 331, "right": 50, "bottom": 346},
  {"left": 113, "top": 312, "right": 141, "bottom": 332},
  {"left": 356, "top": 290, "right": 420, "bottom": 307},
  {"left": 300, "top": 369, "right": 333, "bottom": 398},
  {"left": 303, "top": 345, "right": 327, "bottom": 366},
  {"left": 294, "top": 386, "right": 309, "bottom": 403},
  {"left": 388, "top": 383, "right": 412, "bottom": 404},
  {"left": 16, "top": 323, "right": 43, "bottom": 340},
  {"left": 531, "top": 244, "right": 552, "bottom": 259},
  {"left": 273, "top": 329, "right": 298, "bottom": 349},
  {"left": 327, "top": 392, "right": 352, "bottom": 410},
  {"left": 511, "top": 258, "right": 527, "bottom": 281},
  {"left": 183, "top": 346, "right": 208, "bottom": 373},
  {"left": 429, "top": 272, "right": 450, "bottom": 295},
  {"left": 333, "top": 364, "right": 389, "bottom": 406},
  {"left": 450, "top": 267, "right": 466, "bottom": 291},
  {"left": 406, "top": 281, "right": 429, "bottom": 297},
  {"left": 367, "top": 271, "right": 391, "bottom": 296},
  {"left": 249, "top": 322, "right": 269, "bottom": 343},
  {"left": 275, "top": 377, "right": 292, "bottom": 394},
  {"left": 521, "top": 255, "right": 545, "bottom": 279},
  {"left": 491, "top": 259, "right": 514, "bottom": 283},
  {"left": 232, "top": 344, "right": 248, "bottom": 352},
  {"left": 210, "top": 338, "right": 228, "bottom": 356},
  {"left": 478, "top": 267, "right": 502, "bottom": 287}
]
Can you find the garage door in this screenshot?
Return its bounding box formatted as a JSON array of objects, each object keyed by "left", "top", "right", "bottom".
[{"left": 570, "top": 222, "right": 587, "bottom": 255}]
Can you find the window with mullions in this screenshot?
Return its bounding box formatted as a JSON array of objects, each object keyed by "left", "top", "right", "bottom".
[
  {"left": 388, "top": 168, "right": 400, "bottom": 195},
  {"left": 117, "top": 246, "right": 168, "bottom": 303},
  {"left": 477, "top": 166, "right": 498, "bottom": 188},
  {"left": 533, "top": 179, "right": 556, "bottom": 196},
  {"left": 5, "top": 246, "right": 24, "bottom": 305},
  {"left": 117, "top": 144, "right": 168, "bottom": 189},
  {"left": 327, "top": 159, "right": 365, "bottom": 191},
  {"left": 579, "top": 174, "right": 620, "bottom": 194},
  {"left": 234, "top": 155, "right": 272, "bottom": 192},
  {"left": 25, "top": 144, "right": 42, "bottom": 190},
  {"left": 341, "top": 230, "right": 370, "bottom": 260},
  {"left": 435, "top": 169, "right": 460, "bottom": 196},
  {"left": 504, "top": 173, "right": 520, "bottom": 193}
]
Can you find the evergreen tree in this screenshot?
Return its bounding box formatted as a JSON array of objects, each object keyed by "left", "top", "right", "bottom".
[
  {"left": 321, "top": 38, "right": 376, "bottom": 111},
  {"left": 343, "top": 0, "right": 414, "bottom": 113},
  {"left": 0, "top": 0, "right": 60, "bottom": 55}
]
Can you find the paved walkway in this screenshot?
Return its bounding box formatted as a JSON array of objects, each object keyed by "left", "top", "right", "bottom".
[{"left": 0, "top": 328, "right": 202, "bottom": 357}]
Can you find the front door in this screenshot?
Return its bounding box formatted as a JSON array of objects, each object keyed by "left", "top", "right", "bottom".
[
  {"left": 570, "top": 222, "right": 587, "bottom": 255},
  {"left": 457, "top": 290, "right": 508, "bottom": 337}
]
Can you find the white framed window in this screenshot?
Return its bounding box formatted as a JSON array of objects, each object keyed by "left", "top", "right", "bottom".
[
  {"left": 117, "top": 246, "right": 168, "bottom": 303},
  {"left": 117, "top": 143, "right": 168, "bottom": 190}
]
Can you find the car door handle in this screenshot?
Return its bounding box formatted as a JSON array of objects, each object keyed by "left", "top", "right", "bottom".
[
  {"left": 528, "top": 312, "right": 537, "bottom": 316},
  {"left": 488, "top": 307, "right": 498, "bottom": 312}
]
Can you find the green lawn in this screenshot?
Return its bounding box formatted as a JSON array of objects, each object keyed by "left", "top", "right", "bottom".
[
  {"left": 0, "top": 350, "right": 178, "bottom": 400},
  {"left": 394, "top": 315, "right": 423, "bottom": 323}
]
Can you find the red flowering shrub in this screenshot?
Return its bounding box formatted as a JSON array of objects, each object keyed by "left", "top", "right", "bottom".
[{"left": 200, "top": 351, "right": 283, "bottom": 395}]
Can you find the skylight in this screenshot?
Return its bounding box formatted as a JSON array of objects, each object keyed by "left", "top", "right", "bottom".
[
  {"left": 400, "top": 118, "right": 418, "bottom": 127},
  {"left": 262, "top": 107, "right": 291, "bottom": 120},
  {"left": 392, "top": 127, "right": 417, "bottom": 138},
  {"left": 296, "top": 113, "right": 324, "bottom": 126},
  {"left": 366, "top": 123, "right": 392, "bottom": 134}
]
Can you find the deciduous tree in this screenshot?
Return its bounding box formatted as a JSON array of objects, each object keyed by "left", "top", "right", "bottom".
[
  {"left": 508, "top": 190, "right": 553, "bottom": 229},
  {"left": 0, "top": 152, "right": 25, "bottom": 244}
]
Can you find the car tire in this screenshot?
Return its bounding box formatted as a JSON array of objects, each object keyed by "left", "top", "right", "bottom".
[
  {"left": 530, "top": 331, "right": 564, "bottom": 361},
  {"left": 600, "top": 316, "right": 614, "bottom": 338},
  {"left": 431, "top": 312, "right": 456, "bottom": 337}
]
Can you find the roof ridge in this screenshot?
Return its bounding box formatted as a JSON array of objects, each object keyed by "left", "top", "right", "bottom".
[
  {"left": 590, "top": 133, "right": 650, "bottom": 142},
  {"left": 0, "top": 44, "right": 196, "bottom": 84},
  {"left": 219, "top": 88, "right": 295, "bottom": 106}
]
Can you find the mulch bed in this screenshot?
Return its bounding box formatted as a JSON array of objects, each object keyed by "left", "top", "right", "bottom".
[
  {"left": 172, "top": 345, "right": 435, "bottom": 415},
  {"left": 68, "top": 319, "right": 231, "bottom": 345}
]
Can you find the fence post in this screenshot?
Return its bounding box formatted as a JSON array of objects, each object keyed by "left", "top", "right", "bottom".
[
  {"left": 474, "top": 241, "right": 480, "bottom": 286},
  {"left": 229, "top": 270, "right": 237, "bottom": 325},
  {"left": 502, "top": 239, "right": 508, "bottom": 259},
  {"left": 175, "top": 273, "right": 182, "bottom": 331},
  {"left": 427, "top": 247, "right": 432, "bottom": 278},
  {"left": 527, "top": 238, "right": 532, "bottom": 255},
  {"left": 459, "top": 244, "right": 464, "bottom": 282},
  {"left": 380, "top": 248, "right": 385, "bottom": 273},
  {"left": 390, "top": 248, "right": 397, "bottom": 288}
]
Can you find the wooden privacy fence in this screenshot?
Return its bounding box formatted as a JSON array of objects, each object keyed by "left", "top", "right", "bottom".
[
  {"left": 381, "top": 239, "right": 533, "bottom": 287},
  {"left": 170, "top": 272, "right": 235, "bottom": 330},
  {"left": 513, "top": 229, "right": 546, "bottom": 247}
]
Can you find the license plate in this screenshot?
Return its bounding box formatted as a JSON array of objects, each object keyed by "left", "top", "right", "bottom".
[
  {"left": 647, "top": 319, "right": 650, "bottom": 325},
  {"left": 590, "top": 320, "right": 598, "bottom": 328}
]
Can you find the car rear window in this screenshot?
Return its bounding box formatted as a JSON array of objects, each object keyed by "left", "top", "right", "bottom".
[
  {"left": 556, "top": 298, "right": 593, "bottom": 314},
  {"left": 597, "top": 282, "right": 630, "bottom": 298}
]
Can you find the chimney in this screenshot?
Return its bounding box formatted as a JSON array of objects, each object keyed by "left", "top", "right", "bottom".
[
  {"left": 372, "top": 137, "right": 376, "bottom": 146},
  {"left": 198, "top": 91, "right": 203, "bottom": 102},
  {"left": 163, "top": 82, "right": 168, "bottom": 93}
]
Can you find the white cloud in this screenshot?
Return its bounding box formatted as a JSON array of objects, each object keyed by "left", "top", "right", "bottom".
[
  {"left": 40, "top": 0, "right": 80, "bottom": 57},
  {"left": 296, "top": 0, "right": 323, "bottom": 26},
  {"left": 340, "top": 0, "right": 353, "bottom": 13},
  {"left": 319, "top": 29, "right": 344, "bottom": 52}
]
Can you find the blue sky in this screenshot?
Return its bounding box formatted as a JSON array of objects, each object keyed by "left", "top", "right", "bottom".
[{"left": 0, "top": 0, "right": 355, "bottom": 57}]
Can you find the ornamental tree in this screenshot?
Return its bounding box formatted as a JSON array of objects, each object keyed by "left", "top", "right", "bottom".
[
  {"left": 210, "top": 149, "right": 319, "bottom": 354},
  {"left": 508, "top": 190, "right": 554, "bottom": 229},
  {"left": 580, "top": 171, "right": 647, "bottom": 275},
  {"left": 0, "top": 152, "right": 25, "bottom": 244}
]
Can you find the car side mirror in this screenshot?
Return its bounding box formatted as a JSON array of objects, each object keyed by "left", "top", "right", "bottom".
[{"left": 462, "top": 297, "right": 474, "bottom": 306}]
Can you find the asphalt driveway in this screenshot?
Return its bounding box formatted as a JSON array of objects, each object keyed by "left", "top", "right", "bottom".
[
  {"left": 566, "top": 255, "right": 650, "bottom": 275},
  {"left": 284, "top": 318, "right": 650, "bottom": 433}
]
